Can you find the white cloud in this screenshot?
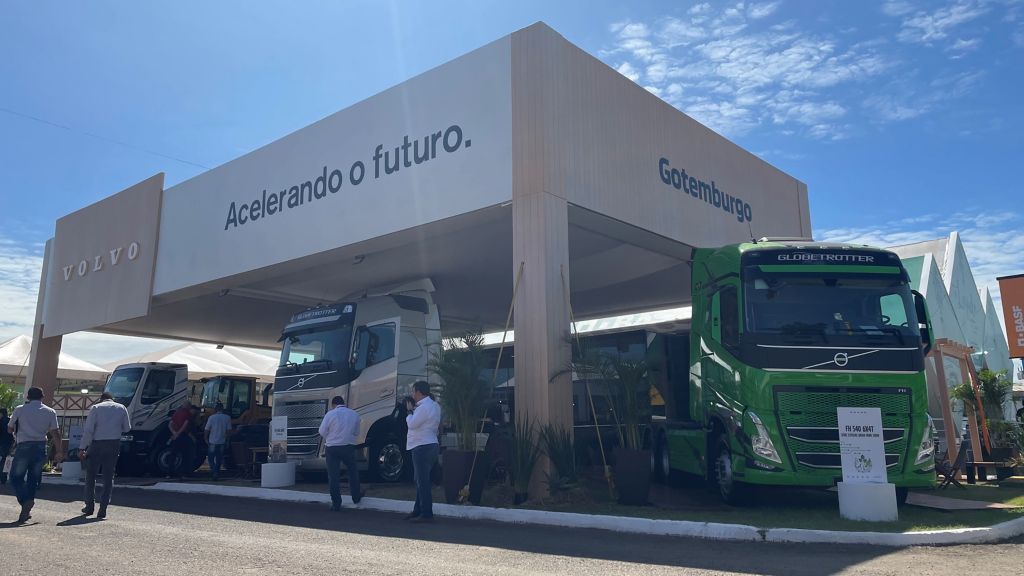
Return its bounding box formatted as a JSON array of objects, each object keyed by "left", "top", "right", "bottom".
[
  {"left": 896, "top": 0, "right": 990, "bottom": 44},
  {"left": 616, "top": 61, "right": 641, "bottom": 82},
  {"left": 815, "top": 210, "right": 1024, "bottom": 330},
  {"left": 0, "top": 235, "right": 44, "bottom": 338},
  {"left": 604, "top": 6, "right": 893, "bottom": 139},
  {"left": 949, "top": 37, "right": 981, "bottom": 52},
  {"left": 748, "top": 1, "right": 781, "bottom": 19},
  {"left": 882, "top": 1, "right": 916, "bottom": 18}
]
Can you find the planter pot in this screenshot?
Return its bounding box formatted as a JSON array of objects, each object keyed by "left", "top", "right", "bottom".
[
  {"left": 441, "top": 449, "right": 491, "bottom": 505},
  {"left": 614, "top": 447, "right": 652, "bottom": 506}
]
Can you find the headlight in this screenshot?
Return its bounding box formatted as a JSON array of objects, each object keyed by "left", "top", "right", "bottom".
[
  {"left": 915, "top": 415, "right": 936, "bottom": 465},
  {"left": 120, "top": 434, "right": 133, "bottom": 442},
  {"left": 748, "top": 411, "right": 782, "bottom": 463}
]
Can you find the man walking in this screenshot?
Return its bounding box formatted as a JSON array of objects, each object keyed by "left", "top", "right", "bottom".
[
  {"left": 405, "top": 380, "right": 440, "bottom": 523},
  {"left": 80, "top": 392, "right": 131, "bottom": 518},
  {"left": 7, "top": 386, "right": 64, "bottom": 523},
  {"left": 0, "top": 408, "right": 13, "bottom": 485},
  {"left": 318, "top": 395, "right": 361, "bottom": 512},
  {"left": 204, "top": 402, "right": 231, "bottom": 481}
]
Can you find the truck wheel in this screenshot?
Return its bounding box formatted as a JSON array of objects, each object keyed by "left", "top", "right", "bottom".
[
  {"left": 713, "top": 435, "right": 750, "bottom": 506},
  {"left": 150, "top": 441, "right": 194, "bottom": 478},
  {"left": 369, "top": 437, "right": 408, "bottom": 483},
  {"left": 652, "top": 433, "right": 670, "bottom": 483}
]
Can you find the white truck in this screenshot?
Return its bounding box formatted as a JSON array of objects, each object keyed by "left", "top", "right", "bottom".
[
  {"left": 272, "top": 280, "right": 440, "bottom": 482},
  {"left": 104, "top": 364, "right": 269, "bottom": 476},
  {"left": 103, "top": 362, "right": 194, "bottom": 475}
]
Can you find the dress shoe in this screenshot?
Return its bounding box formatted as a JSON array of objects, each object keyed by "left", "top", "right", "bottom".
[
  {"left": 97, "top": 507, "right": 107, "bottom": 519},
  {"left": 409, "top": 515, "right": 434, "bottom": 523},
  {"left": 329, "top": 504, "right": 341, "bottom": 512},
  {"left": 82, "top": 505, "right": 95, "bottom": 516},
  {"left": 17, "top": 501, "right": 33, "bottom": 524},
  {"left": 404, "top": 512, "right": 420, "bottom": 520}
]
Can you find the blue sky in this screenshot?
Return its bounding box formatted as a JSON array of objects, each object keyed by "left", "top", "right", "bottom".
[{"left": 1, "top": 0, "right": 1022, "bottom": 363}]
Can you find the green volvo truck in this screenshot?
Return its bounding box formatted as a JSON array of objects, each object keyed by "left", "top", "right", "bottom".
[{"left": 649, "top": 239, "right": 936, "bottom": 504}]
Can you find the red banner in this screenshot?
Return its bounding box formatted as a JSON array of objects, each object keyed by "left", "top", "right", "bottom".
[{"left": 998, "top": 274, "right": 1024, "bottom": 358}]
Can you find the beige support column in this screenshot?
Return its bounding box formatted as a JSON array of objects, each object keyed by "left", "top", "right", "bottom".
[
  {"left": 26, "top": 239, "right": 62, "bottom": 404},
  {"left": 512, "top": 191, "right": 572, "bottom": 496}
]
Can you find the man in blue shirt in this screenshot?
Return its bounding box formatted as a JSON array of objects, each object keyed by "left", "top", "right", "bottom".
[
  {"left": 204, "top": 403, "right": 232, "bottom": 481},
  {"left": 318, "top": 395, "right": 361, "bottom": 512}
]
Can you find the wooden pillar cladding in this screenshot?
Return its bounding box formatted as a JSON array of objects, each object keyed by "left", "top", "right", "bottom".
[
  {"left": 511, "top": 24, "right": 573, "bottom": 496},
  {"left": 27, "top": 240, "right": 62, "bottom": 404}
]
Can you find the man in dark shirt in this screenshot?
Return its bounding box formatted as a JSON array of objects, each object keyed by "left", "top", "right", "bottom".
[
  {"left": 0, "top": 407, "right": 13, "bottom": 485},
  {"left": 165, "top": 400, "right": 194, "bottom": 479}
]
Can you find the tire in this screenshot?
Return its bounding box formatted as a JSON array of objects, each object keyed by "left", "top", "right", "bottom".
[
  {"left": 652, "top": 432, "right": 670, "bottom": 483},
  {"left": 712, "top": 434, "right": 751, "bottom": 506},
  {"left": 150, "top": 439, "right": 194, "bottom": 477},
  {"left": 369, "top": 436, "right": 409, "bottom": 483}
]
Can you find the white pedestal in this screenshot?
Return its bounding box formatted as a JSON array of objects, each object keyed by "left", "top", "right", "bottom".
[
  {"left": 837, "top": 482, "right": 898, "bottom": 522},
  {"left": 260, "top": 462, "right": 296, "bottom": 488},
  {"left": 61, "top": 461, "right": 82, "bottom": 482}
]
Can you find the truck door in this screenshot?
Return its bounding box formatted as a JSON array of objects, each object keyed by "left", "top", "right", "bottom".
[
  {"left": 705, "top": 282, "right": 741, "bottom": 407},
  {"left": 348, "top": 317, "right": 401, "bottom": 425}
]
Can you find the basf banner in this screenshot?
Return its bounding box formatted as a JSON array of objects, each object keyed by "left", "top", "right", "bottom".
[
  {"left": 998, "top": 274, "right": 1024, "bottom": 358},
  {"left": 153, "top": 36, "right": 511, "bottom": 295}
]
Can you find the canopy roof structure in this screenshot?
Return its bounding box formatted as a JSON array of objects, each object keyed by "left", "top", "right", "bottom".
[
  {"left": 0, "top": 335, "right": 109, "bottom": 381},
  {"left": 103, "top": 341, "right": 278, "bottom": 381}
]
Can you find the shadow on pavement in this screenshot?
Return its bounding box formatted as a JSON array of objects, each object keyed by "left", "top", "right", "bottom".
[
  {"left": 57, "top": 514, "right": 105, "bottom": 526},
  {"left": 25, "top": 483, "right": 894, "bottom": 575}
]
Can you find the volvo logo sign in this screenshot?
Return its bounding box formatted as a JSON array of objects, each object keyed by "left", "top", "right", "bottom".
[{"left": 834, "top": 352, "right": 849, "bottom": 367}]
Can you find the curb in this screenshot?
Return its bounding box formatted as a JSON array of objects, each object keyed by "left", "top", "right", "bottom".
[{"left": 43, "top": 477, "right": 1023, "bottom": 546}]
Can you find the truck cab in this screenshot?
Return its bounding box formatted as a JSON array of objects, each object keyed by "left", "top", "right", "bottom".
[
  {"left": 103, "top": 362, "right": 191, "bottom": 475},
  {"left": 272, "top": 281, "right": 440, "bottom": 482}
]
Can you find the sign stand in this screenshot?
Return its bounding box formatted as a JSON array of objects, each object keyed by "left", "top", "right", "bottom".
[
  {"left": 261, "top": 416, "right": 295, "bottom": 488},
  {"left": 836, "top": 407, "right": 897, "bottom": 522},
  {"left": 61, "top": 424, "right": 84, "bottom": 482}
]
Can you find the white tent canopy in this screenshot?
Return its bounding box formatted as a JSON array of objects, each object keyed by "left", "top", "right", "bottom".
[
  {"left": 103, "top": 342, "right": 278, "bottom": 381},
  {"left": 0, "top": 335, "right": 110, "bottom": 382}
]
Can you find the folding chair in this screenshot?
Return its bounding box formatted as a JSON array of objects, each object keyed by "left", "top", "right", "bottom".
[{"left": 937, "top": 441, "right": 968, "bottom": 489}]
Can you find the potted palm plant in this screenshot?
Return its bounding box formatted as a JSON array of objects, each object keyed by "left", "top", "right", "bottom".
[
  {"left": 606, "top": 356, "right": 652, "bottom": 505},
  {"left": 427, "top": 332, "right": 492, "bottom": 504}
]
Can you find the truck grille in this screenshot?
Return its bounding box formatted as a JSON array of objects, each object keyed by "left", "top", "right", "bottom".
[
  {"left": 774, "top": 386, "right": 912, "bottom": 475},
  {"left": 275, "top": 400, "right": 327, "bottom": 457}
]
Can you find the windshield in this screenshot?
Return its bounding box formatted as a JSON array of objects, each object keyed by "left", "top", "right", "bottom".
[
  {"left": 104, "top": 367, "right": 144, "bottom": 403},
  {"left": 743, "top": 268, "right": 920, "bottom": 347},
  {"left": 278, "top": 326, "right": 353, "bottom": 374}
]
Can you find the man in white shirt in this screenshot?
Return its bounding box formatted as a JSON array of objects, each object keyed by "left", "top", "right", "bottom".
[
  {"left": 405, "top": 380, "right": 440, "bottom": 522},
  {"left": 204, "top": 402, "right": 232, "bottom": 481},
  {"left": 318, "top": 395, "right": 361, "bottom": 511},
  {"left": 80, "top": 392, "right": 132, "bottom": 518},
  {"left": 8, "top": 386, "right": 64, "bottom": 523}
]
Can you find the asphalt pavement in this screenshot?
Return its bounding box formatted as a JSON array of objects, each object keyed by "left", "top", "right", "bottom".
[{"left": 1, "top": 484, "right": 1022, "bottom": 575}]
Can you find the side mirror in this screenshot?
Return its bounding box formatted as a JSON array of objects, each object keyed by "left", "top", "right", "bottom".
[{"left": 912, "top": 290, "right": 933, "bottom": 356}]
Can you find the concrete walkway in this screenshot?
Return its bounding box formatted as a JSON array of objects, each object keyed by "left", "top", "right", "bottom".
[{"left": 42, "top": 475, "right": 1024, "bottom": 547}]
